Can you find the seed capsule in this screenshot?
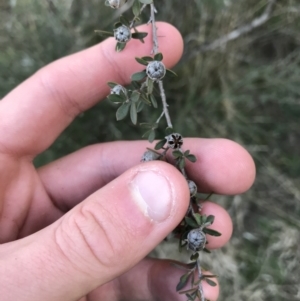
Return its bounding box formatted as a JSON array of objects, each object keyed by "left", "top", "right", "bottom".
[
  {"left": 187, "top": 180, "right": 197, "bottom": 197},
  {"left": 165, "top": 133, "right": 183, "bottom": 149},
  {"left": 114, "top": 25, "right": 131, "bottom": 43},
  {"left": 146, "top": 61, "right": 166, "bottom": 81},
  {"left": 141, "top": 150, "right": 160, "bottom": 162},
  {"left": 187, "top": 229, "right": 206, "bottom": 252},
  {"left": 110, "top": 84, "right": 126, "bottom": 95}
]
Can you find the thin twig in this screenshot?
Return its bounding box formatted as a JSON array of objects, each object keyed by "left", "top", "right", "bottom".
[
  {"left": 130, "top": 4, "right": 147, "bottom": 28},
  {"left": 197, "top": 259, "right": 205, "bottom": 301},
  {"left": 158, "top": 80, "right": 173, "bottom": 128},
  {"left": 198, "top": 0, "right": 276, "bottom": 53},
  {"left": 156, "top": 111, "right": 165, "bottom": 123},
  {"left": 150, "top": 3, "right": 159, "bottom": 55}
]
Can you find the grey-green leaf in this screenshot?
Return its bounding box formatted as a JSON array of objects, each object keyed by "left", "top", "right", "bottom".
[
  {"left": 107, "top": 82, "right": 119, "bottom": 88},
  {"left": 135, "top": 57, "right": 149, "bottom": 66},
  {"left": 154, "top": 52, "right": 163, "bottom": 61},
  {"left": 155, "top": 138, "right": 166, "bottom": 150},
  {"left": 108, "top": 94, "right": 125, "bottom": 103},
  {"left": 203, "top": 228, "right": 222, "bottom": 237},
  {"left": 176, "top": 273, "right": 191, "bottom": 292},
  {"left": 131, "top": 70, "right": 147, "bottom": 81},
  {"left": 132, "top": 0, "right": 141, "bottom": 17},
  {"left": 206, "top": 215, "right": 215, "bottom": 225},
  {"left": 116, "top": 42, "right": 126, "bottom": 52},
  {"left": 116, "top": 103, "right": 130, "bottom": 121},
  {"left": 130, "top": 102, "right": 137, "bottom": 125},
  {"left": 185, "top": 217, "right": 199, "bottom": 228},
  {"left": 193, "top": 213, "right": 202, "bottom": 226},
  {"left": 147, "top": 78, "right": 154, "bottom": 94},
  {"left": 131, "top": 90, "right": 140, "bottom": 103},
  {"left": 186, "top": 154, "right": 197, "bottom": 162},
  {"left": 148, "top": 130, "right": 156, "bottom": 143},
  {"left": 150, "top": 94, "right": 157, "bottom": 108},
  {"left": 136, "top": 101, "right": 144, "bottom": 113},
  {"left": 132, "top": 32, "right": 148, "bottom": 40},
  {"left": 205, "top": 278, "right": 217, "bottom": 287}
]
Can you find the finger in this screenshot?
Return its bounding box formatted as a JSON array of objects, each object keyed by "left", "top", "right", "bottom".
[
  {"left": 87, "top": 258, "right": 219, "bottom": 301},
  {"left": 38, "top": 138, "right": 255, "bottom": 211},
  {"left": 200, "top": 201, "right": 233, "bottom": 250},
  {"left": 0, "top": 161, "right": 190, "bottom": 301},
  {"left": 0, "top": 22, "right": 183, "bottom": 156}
]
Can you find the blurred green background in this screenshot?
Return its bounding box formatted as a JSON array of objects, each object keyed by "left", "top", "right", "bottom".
[{"left": 1, "top": 0, "right": 300, "bottom": 300}]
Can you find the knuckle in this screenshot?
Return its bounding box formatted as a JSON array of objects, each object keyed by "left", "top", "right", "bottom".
[
  {"left": 35, "top": 66, "right": 84, "bottom": 119},
  {"left": 54, "top": 201, "right": 129, "bottom": 272}
]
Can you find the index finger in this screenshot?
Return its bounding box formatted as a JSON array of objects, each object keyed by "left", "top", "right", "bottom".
[{"left": 0, "top": 22, "right": 183, "bottom": 156}]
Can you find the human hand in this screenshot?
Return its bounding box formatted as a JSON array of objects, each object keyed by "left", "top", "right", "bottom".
[{"left": 0, "top": 23, "right": 255, "bottom": 301}]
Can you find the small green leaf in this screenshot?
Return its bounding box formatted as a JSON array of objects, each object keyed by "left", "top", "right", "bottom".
[
  {"left": 116, "top": 42, "right": 126, "bottom": 52},
  {"left": 155, "top": 138, "right": 166, "bottom": 150},
  {"left": 190, "top": 252, "right": 199, "bottom": 261},
  {"left": 140, "top": 123, "right": 155, "bottom": 129},
  {"left": 130, "top": 102, "right": 137, "bottom": 125},
  {"left": 148, "top": 130, "right": 156, "bottom": 143},
  {"left": 108, "top": 94, "right": 125, "bottom": 103},
  {"left": 203, "top": 228, "right": 222, "bottom": 237},
  {"left": 116, "top": 103, "right": 130, "bottom": 120},
  {"left": 132, "top": 32, "right": 148, "bottom": 40},
  {"left": 140, "top": 93, "right": 151, "bottom": 105},
  {"left": 206, "top": 215, "right": 215, "bottom": 225},
  {"left": 94, "top": 30, "right": 114, "bottom": 37},
  {"left": 131, "top": 91, "right": 140, "bottom": 103},
  {"left": 193, "top": 213, "right": 202, "bottom": 226},
  {"left": 179, "top": 157, "right": 186, "bottom": 169},
  {"left": 150, "top": 94, "right": 157, "bottom": 108},
  {"left": 172, "top": 150, "right": 183, "bottom": 159},
  {"left": 203, "top": 248, "right": 211, "bottom": 253},
  {"left": 147, "top": 78, "right": 154, "bottom": 94},
  {"left": 107, "top": 82, "right": 119, "bottom": 88},
  {"left": 186, "top": 154, "right": 197, "bottom": 162},
  {"left": 176, "top": 273, "right": 191, "bottom": 291},
  {"left": 154, "top": 52, "right": 163, "bottom": 61},
  {"left": 136, "top": 101, "right": 144, "bottom": 113},
  {"left": 142, "top": 56, "right": 154, "bottom": 61},
  {"left": 131, "top": 70, "right": 147, "bottom": 81},
  {"left": 184, "top": 150, "right": 190, "bottom": 156},
  {"left": 205, "top": 278, "right": 217, "bottom": 287},
  {"left": 166, "top": 68, "right": 178, "bottom": 77},
  {"left": 135, "top": 57, "right": 149, "bottom": 66},
  {"left": 178, "top": 287, "right": 198, "bottom": 295},
  {"left": 185, "top": 217, "right": 198, "bottom": 228},
  {"left": 132, "top": 0, "right": 141, "bottom": 17}
]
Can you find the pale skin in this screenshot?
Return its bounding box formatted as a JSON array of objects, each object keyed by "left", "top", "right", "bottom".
[{"left": 0, "top": 22, "right": 255, "bottom": 301}]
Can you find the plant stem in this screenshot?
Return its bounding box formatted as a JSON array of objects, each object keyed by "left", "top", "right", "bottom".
[
  {"left": 150, "top": 3, "right": 159, "bottom": 54},
  {"left": 156, "top": 111, "right": 165, "bottom": 123},
  {"left": 197, "top": 259, "right": 205, "bottom": 301},
  {"left": 158, "top": 80, "right": 173, "bottom": 128}
]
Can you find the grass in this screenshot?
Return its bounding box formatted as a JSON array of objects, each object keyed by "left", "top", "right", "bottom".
[{"left": 1, "top": 0, "right": 300, "bottom": 300}]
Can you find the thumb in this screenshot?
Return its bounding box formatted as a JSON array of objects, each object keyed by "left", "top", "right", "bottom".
[{"left": 0, "top": 161, "right": 189, "bottom": 301}]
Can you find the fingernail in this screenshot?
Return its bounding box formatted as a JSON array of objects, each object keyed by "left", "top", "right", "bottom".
[{"left": 130, "top": 170, "right": 174, "bottom": 222}]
